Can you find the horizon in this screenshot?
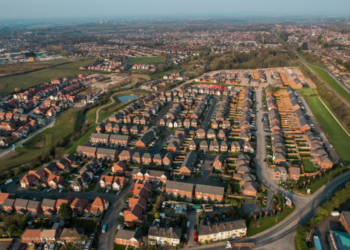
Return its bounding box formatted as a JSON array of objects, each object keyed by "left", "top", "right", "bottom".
[{"left": 1, "top": 0, "right": 350, "bottom": 21}]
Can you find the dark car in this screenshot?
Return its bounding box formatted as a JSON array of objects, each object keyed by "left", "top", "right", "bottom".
[
  {"left": 264, "top": 158, "right": 267, "bottom": 162},
  {"left": 194, "top": 224, "right": 197, "bottom": 230},
  {"left": 16, "top": 181, "right": 20, "bottom": 184}
]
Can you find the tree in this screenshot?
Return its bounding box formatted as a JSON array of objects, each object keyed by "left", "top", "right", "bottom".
[
  {"left": 154, "top": 212, "right": 160, "bottom": 219},
  {"left": 300, "top": 43, "right": 308, "bottom": 51},
  {"left": 163, "top": 54, "right": 168, "bottom": 63},
  {"left": 59, "top": 203, "right": 73, "bottom": 221},
  {"left": 14, "top": 87, "right": 21, "bottom": 92}
]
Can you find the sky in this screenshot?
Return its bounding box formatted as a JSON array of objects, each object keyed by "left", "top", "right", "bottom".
[{"left": 1, "top": 0, "right": 350, "bottom": 20}]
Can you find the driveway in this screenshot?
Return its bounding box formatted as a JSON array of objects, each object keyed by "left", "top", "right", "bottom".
[{"left": 186, "top": 210, "right": 198, "bottom": 247}]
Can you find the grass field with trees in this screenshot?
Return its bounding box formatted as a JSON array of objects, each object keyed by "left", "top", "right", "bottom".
[
  {"left": 305, "top": 96, "right": 350, "bottom": 162},
  {"left": 0, "top": 58, "right": 96, "bottom": 93},
  {"left": 297, "top": 51, "right": 350, "bottom": 104},
  {"left": 128, "top": 57, "right": 164, "bottom": 64}
]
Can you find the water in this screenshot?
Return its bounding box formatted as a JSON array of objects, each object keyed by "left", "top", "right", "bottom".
[{"left": 118, "top": 95, "right": 140, "bottom": 103}]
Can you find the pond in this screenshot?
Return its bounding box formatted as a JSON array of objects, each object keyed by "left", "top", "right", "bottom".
[{"left": 118, "top": 95, "right": 140, "bottom": 103}]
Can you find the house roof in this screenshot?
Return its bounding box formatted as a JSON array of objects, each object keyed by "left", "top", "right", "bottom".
[
  {"left": 166, "top": 181, "right": 194, "bottom": 192},
  {"left": 41, "top": 229, "right": 57, "bottom": 238},
  {"left": 42, "top": 199, "right": 56, "bottom": 208},
  {"left": 90, "top": 133, "right": 110, "bottom": 140},
  {"left": 14, "top": 198, "right": 29, "bottom": 208},
  {"left": 195, "top": 184, "right": 224, "bottom": 196},
  {"left": 27, "top": 200, "right": 41, "bottom": 210},
  {"left": 198, "top": 220, "right": 246, "bottom": 236},
  {"left": 148, "top": 226, "right": 181, "bottom": 240},
  {"left": 115, "top": 227, "right": 143, "bottom": 241},
  {"left": 60, "top": 228, "right": 84, "bottom": 239},
  {"left": 2, "top": 198, "right": 15, "bottom": 207},
  {"left": 21, "top": 229, "right": 42, "bottom": 238},
  {"left": 289, "top": 167, "right": 300, "bottom": 176},
  {"left": 180, "top": 151, "right": 197, "bottom": 171}
]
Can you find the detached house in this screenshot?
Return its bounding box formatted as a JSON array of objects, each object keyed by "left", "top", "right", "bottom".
[{"left": 115, "top": 228, "right": 143, "bottom": 248}]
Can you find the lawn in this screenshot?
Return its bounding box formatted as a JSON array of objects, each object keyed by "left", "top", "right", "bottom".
[
  {"left": 129, "top": 57, "right": 164, "bottom": 65},
  {"left": 298, "top": 52, "right": 350, "bottom": 103},
  {"left": 305, "top": 96, "right": 350, "bottom": 162},
  {"left": 0, "top": 58, "right": 97, "bottom": 93},
  {"left": 302, "top": 159, "right": 316, "bottom": 173},
  {"left": 247, "top": 205, "right": 295, "bottom": 236},
  {"left": 66, "top": 124, "right": 97, "bottom": 154},
  {"left": 70, "top": 219, "right": 97, "bottom": 234},
  {"left": 297, "top": 88, "right": 317, "bottom": 96},
  {"left": 0, "top": 108, "right": 80, "bottom": 169},
  {"left": 150, "top": 69, "right": 176, "bottom": 80}
]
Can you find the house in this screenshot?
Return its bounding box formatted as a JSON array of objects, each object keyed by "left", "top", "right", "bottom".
[
  {"left": 241, "top": 174, "right": 256, "bottom": 186},
  {"left": 41, "top": 199, "right": 57, "bottom": 216},
  {"left": 59, "top": 228, "right": 85, "bottom": 244},
  {"left": 142, "top": 153, "right": 152, "bottom": 165},
  {"left": 200, "top": 140, "right": 208, "bottom": 151},
  {"left": 148, "top": 225, "right": 182, "bottom": 246},
  {"left": 289, "top": 167, "right": 301, "bottom": 180},
  {"left": 112, "top": 161, "right": 126, "bottom": 174},
  {"left": 218, "top": 130, "right": 226, "bottom": 140},
  {"left": 166, "top": 181, "right": 194, "bottom": 199},
  {"left": 91, "top": 197, "right": 109, "bottom": 215},
  {"left": 195, "top": 184, "right": 224, "bottom": 201},
  {"left": 76, "top": 146, "right": 97, "bottom": 158},
  {"left": 2, "top": 198, "right": 15, "bottom": 213},
  {"left": 189, "top": 140, "right": 197, "bottom": 151},
  {"left": 135, "top": 131, "right": 154, "bottom": 148},
  {"left": 133, "top": 182, "right": 152, "bottom": 199},
  {"left": 129, "top": 196, "right": 147, "bottom": 211},
  {"left": 109, "top": 135, "right": 130, "bottom": 146},
  {"left": 340, "top": 211, "right": 350, "bottom": 234},
  {"left": 314, "top": 155, "right": 333, "bottom": 169},
  {"left": 220, "top": 140, "right": 229, "bottom": 152},
  {"left": 132, "top": 152, "right": 142, "bottom": 164},
  {"left": 274, "top": 167, "right": 288, "bottom": 181},
  {"left": 21, "top": 229, "right": 42, "bottom": 244},
  {"left": 70, "top": 176, "right": 88, "bottom": 192},
  {"left": 329, "top": 230, "right": 350, "bottom": 250},
  {"left": 100, "top": 175, "right": 115, "bottom": 188},
  {"left": 70, "top": 198, "right": 89, "bottom": 215},
  {"left": 40, "top": 223, "right": 61, "bottom": 244},
  {"left": 96, "top": 148, "right": 118, "bottom": 161},
  {"left": 115, "top": 228, "right": 143, "bottom": 248},
  {"left": 198, "top": 220, "right": 247, "bottom": 243},
  {"left": 213, "top": 155, "right": 224, "bottom": 170},
  {"left": 209, "top": 140, "right": 220, "bottom": 152},
  {"left": 27, "top": 200, "right": 42, "bottom": 216},
  {"left": 179, "top": 151, "right": 197, "bottom": 176},
  {"left": 163, "top": 152, "right": 173, "bottom": 166},
  {"left": 119, "top": 150, "right": 132, "bottom": 162},
  {"left": 90, "top": 133, "right": 110, "bottom": 144},
  {"left": 46, "top": 175, "right": 64, "bottom": 189},
  {"left": 112, "top": 177, "right": 127, "bottom": 191},
  {"left": 124, "top": 204, "right": 144, "bottom": 223},
  {"left": 0, "top": 193, "right": 13, "bottom": 208},
  {"left": 144, "top": 170, "right": 169, "bottom": 183},
  {"left": 207, "top": 129, "right": 216, "bottom": 139},
  {"left": 14, "top": 198, "right": 29, "bottom": 214},
  {"left": 196, "top": 129, "right": 206, "bottom": 139},
  {"left": 243, "top": 182, "right": 259, "bottom": 197},
  {"left": 153, "top": 154, "right": 163, "bottom": 165}
]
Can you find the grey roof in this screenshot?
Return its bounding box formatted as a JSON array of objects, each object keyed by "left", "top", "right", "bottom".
[
  {"left": 242, "top": 174, "right": 256, "bottom": 182},
  {"left": 109, "top": 134, "right": 130, "bottom": 141},
  {"left": 131, "top": 168, "right": 147, "bottom": 175},
  {"left": 60, "top": 228, "right": 84, "bottom": 238},
  {"left": 41, "top": 199, "right": 57, "bottom": 208},
  {"left": 198, "top": 220, "right": 247, "bottom": 236},
  {"left": 90, "top": 133, "right": 110, "bottom": 140},
  {"left": 115, "top": 227, "right": 143, "bottom": 240},
  {"left": 196, "top": 184, "right": 224, "bottom": 196},
  {"left": 180, "top": 151, "right": 197, "bottom": 171},
  {"left": 14, "top": 198, "right": 29, "bottom": 208},
  {"left": 166, "top": 181, "right": 194, "bottom": 192},
  {"left": 96, "top": 148, "right": 117, "bottom": 156},
  {"left": 146, "top": 170, "right": 168, "bottom": 177},
  {"left": 153, "top": 153, "right": 162, "bottom": 160},
  {"left": 148, "top": 226, "right": 181, "bottom": 240},
  {"left": 27, "top": 200, "right": 41, "bottom": 209},
  {"left": 2, "top": 198, "right": 15, "bottom": 207}
]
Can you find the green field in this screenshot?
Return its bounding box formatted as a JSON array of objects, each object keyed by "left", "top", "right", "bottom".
[
  {"left": 305, "top": 96, "right": 350, "bottom": 161},
  {"left": 298, "top": 52, "right": 350, "bottom": 104},
  {"left": 247, "top": 206, "right": 295, "bottom": 236},
  {"left": 0, "top": 108, "right": 80, "bottom": 169},
  {"left": 129, "top": 57, "right": 164, "bottom": 65},
  {"left": 302, "top": 159, "right": 316, "bottom": 173},
  {"left": 297, "top": 88, "right": 317, "bottom": 96},
  {"left": 0, "top": 58, "right": 96, "bottom": 93}
]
